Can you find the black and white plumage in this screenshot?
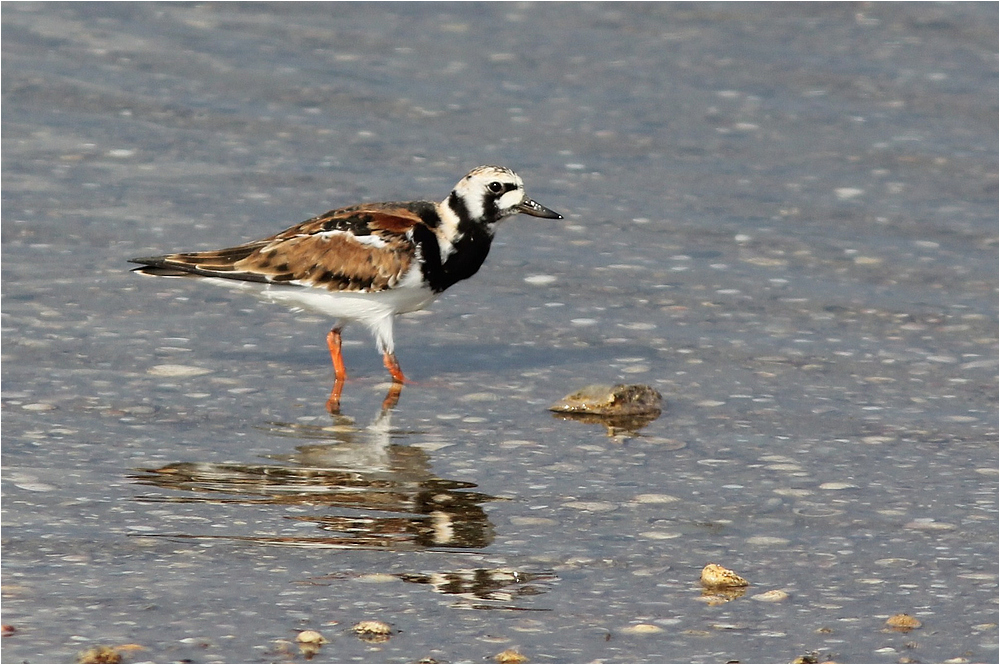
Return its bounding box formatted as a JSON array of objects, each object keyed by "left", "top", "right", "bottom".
[{"left": 129, "top": 165, "right": 562, "bottom": 392}]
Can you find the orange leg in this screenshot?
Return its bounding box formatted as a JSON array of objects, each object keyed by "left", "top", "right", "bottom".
[
  {"left": 382, "top": 352, "right": 406, "bottom": 384},
  {"left": 326, "top": 377, "right": 345, "bottom": 414},
  {"left": 326, "top": 328, "right": 347, "bottom": 381}
]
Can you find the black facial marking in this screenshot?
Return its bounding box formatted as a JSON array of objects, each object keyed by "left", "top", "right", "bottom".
[
  {"left": 448, "top": 191, "right": 473, "bottom": 226},
  {"left": 412, "top": 222, "right": 493, "bottom": 294}
]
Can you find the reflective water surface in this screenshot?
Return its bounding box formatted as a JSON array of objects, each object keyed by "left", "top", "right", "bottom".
[{"left": 3, "top": 3, "right": 996, "bottom": 663}]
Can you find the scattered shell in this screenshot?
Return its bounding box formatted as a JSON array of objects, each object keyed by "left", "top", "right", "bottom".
[
  {"left": 352, "top": 620, "right": 392, "bottom": 635},
  {"left": 633, "top": 493, "right": 680, "bottom": 504},
  {"left": 495, "top": 648, "right": 528, "bottom": 663},
  {"left": 700, "top": 563, "right": 749, "bottom": 588},
  {"left": 549, "top": 384, "right": 662, "bottom": 416},
  {"left": 745, "top": 536, "right": 790, "bottom": 547},
  {"left": 621, "top": 623, "right": 663, "bottom": 634},
  {"left": 885, "top": 614, "right": 922, "bottom": 632},
  {"left": 751, "top": 589, "right": 789, "bottom": 602},
  {"left": 904, "top": 520, "right": 956, "bottom": 531},
  {"left": 76, "top": 646, "right": 122, "bottom": 664},
  {"left": 818, "top": 482, "right": 857, "bottom": 490},
  {"left": 549, "top": 384, "right": 663, "bottom": 434},
  {"left": 562, "top": 500, "right": 617, "bottom": 512},
  {"left": 639, "top": 530, "right": 682, "bottom": 540},
  {"left": 296, "top": 630, "right": 327, "bottom": 644},
  {"left": 147, "top": 364, "right": 211, "bottom": 377},
  {"left": 353, "top": 620, "right": 392, "bottom": 643},
  {"left": 22, "top": 402, "right": 56, "bottom": 411}
]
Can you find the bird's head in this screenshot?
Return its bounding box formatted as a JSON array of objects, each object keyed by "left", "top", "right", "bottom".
[{"left": 448, "top": 165, "right": 562, "bottom": 226}]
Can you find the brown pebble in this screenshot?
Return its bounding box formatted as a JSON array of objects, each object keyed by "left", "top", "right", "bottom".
[
  {"left": 76, "top": 646, "right": 122, "bottom": 664},
  {"left": 353, "top": 620, "right": 392, "bottom": 643},
  {"left": 1, "top": 624, "right": 15, "bottom": 636},
  {"left": 549, "top": 384, "right": 662, "bottom": 416},
  {"left": 495, "top": 648, "right": 529, "bottom": 664},
  {"left": 885, "top": 613, "right": 922, "bottom": 632},
  {"left": 353, "top": 620, "right": 391, "bottom": 635},
  {"left": 700, "top": 563, "right": 749, "bottom": 588}
]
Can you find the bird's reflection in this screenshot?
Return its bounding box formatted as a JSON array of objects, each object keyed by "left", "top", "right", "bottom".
[
  {"left": 131, "top": 401, "right": 495, "bottom": 550},
  {"left": 397, "top": 568, "right": 557, "bottom": 611}
]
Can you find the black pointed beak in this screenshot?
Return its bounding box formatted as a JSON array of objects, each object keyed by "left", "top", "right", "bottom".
[{"left": 517, "top": 198, "right": 563, "bottom": 219}]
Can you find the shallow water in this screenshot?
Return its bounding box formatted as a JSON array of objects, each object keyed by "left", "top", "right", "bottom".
[{"left": 3, "top": 3, "right": 997, "bottom": 663}]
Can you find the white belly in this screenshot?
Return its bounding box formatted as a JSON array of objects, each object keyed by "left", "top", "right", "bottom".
[
  {"left": 261, "top": 279, "right": 437, "bottom": 321},
  {"left": 196, "top": 265, "right": 436, "bottom": 354}
]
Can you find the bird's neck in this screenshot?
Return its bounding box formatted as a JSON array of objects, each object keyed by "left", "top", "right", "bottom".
[{"left": 415, "top": 197, "right": 496, "bottom": 294}]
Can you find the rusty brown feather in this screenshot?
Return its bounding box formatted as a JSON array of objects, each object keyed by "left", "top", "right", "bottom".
[{"left": 133, "top": 203, "right": 426, "bottom": 293}]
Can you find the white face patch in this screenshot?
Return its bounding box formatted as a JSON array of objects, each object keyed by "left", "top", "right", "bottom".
[{"left": 496, "top": 187, "right": 526, "bottom": 216}]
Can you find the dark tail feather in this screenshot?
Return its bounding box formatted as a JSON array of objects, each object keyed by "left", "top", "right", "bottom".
[{"left": 128, "top": 251, "right": 271, "bottom": 283}]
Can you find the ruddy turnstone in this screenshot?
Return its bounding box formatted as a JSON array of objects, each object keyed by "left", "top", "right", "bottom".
[{"left": 129, "top": 165, "right": 561, "bottom": 408}]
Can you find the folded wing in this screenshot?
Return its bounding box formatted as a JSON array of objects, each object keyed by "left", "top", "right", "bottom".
[{"left": 130, "top": 203, "right": 426, "bottom": 293}]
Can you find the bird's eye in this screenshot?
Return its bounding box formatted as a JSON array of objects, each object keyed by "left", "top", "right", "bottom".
[{"left": 487, "top": 181, "right": 504, "bottom": 194}]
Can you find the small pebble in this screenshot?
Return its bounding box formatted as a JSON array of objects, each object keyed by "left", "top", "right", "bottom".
[
  {"left": 562, "top": 501, "right": 617, "bottom": 512},
  {"left": 751, "top": 589, "right": 789, "bottom": 602},
  {"left": 639, "top": 531, "right": 682, "bottom": 540},
  {"left": 495, "top": 648, "right": 528, "bottom": 663},
  {"left": 22, "top": 402, "right": 56, "bottom": 411},
  {"left": 633, "top": 493, "right": 680, "bottom": 504},
  {"left": 835, "top": 187, "right": 864, "bottom": 200},
  {"left": 621, "top": 623, "right": 663, "bottom": 634},
  {"left": 148, "top": 364, "right": 211, "bottom": 377},
  {"left": 549, "top": 384, "right": 661, "bottom": 416},
  {"left": 76, "top": 646, "right": 121, "bottom": 664},
  {"left": 353, "top": 620, "right": 392, "bottom": 642},
  {"left": 885, "top": 613, "right": 922, "bottom": 632},
  {"left": 296, "top": 630, "right": 327, "bottom": 644},
  {"left": 700, "top": 563, "right": 749, "bottom": 588}
]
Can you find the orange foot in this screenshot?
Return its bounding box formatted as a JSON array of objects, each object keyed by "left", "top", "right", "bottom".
[
  {"left": 326, "top": 377, "right": 346, "bottom": 414},
  {"left": 383, "top": 352, "right": 406, "bottom": 384}
]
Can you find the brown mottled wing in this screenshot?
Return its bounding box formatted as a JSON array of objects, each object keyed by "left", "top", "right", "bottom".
[{"left": 129, "top": 203, "right": 428, "bottom": 292}]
